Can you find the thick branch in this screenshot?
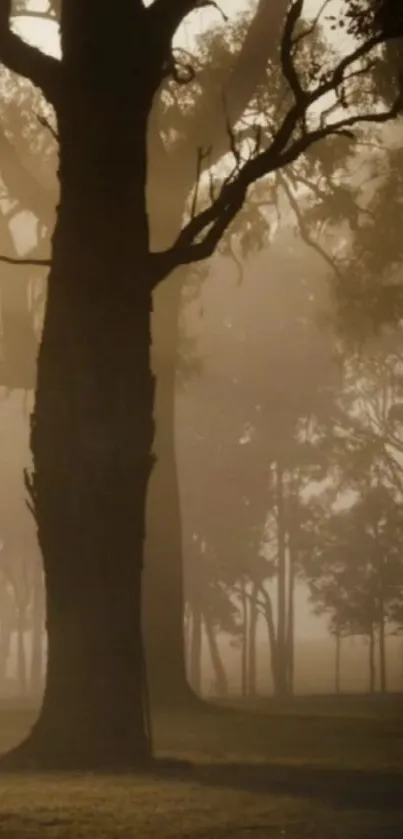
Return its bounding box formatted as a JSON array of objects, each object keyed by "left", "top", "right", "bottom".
[
  {"left": 151, "top": 0, "right": 222, "bottom": 41},
  {"left": 0, "top": 1, "right": 61, "bottom": 102}
]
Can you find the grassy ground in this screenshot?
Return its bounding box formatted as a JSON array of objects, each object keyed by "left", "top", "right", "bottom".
[{"left": 0, "top": 694, "right": 402, "bottom": 838}]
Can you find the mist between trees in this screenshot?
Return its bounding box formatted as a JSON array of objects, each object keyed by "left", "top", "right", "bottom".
[{"left": 0, "top": 0, "right": 403, "bottom": 771}]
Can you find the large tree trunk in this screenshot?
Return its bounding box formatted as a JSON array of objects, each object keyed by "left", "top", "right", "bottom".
[
  {"left": 0, "top": 1, "right": 288, "bottom": 716},
  {"left": 142, "top": 0, "right": 288, "bottom": 711},
  {"left": 143, "top": 270, "right": 196, "bottom": 709},
  {"left": 3, "top": 60, "right": 156, "bottom": 768}
]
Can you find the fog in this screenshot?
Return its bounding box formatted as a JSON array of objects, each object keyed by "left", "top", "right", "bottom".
[{"left": 1, "top": 214, "right": 403, "bottom": 701}]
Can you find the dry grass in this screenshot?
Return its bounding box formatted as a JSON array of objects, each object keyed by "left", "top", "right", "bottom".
[{"left": 0, "top": 695, "right": 401, "bottom": 838}]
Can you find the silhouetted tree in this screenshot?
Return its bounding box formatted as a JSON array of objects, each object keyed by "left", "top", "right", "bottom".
[{"left": 0, "top": 0, "right": 401, "bottom": 769}]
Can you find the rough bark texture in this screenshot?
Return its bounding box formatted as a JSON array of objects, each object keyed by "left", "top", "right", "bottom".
[
  {"left": 1, "top": 8, "right": 159, "bottom": 769},
  {"left": 1, "top": 0, "right": 289, "bottom": 715},
  {"left": 144, "top": 271, "right": 193, "bottom": 709}
]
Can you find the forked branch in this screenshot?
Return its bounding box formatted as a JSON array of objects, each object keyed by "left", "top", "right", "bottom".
[
  {"left": 0, "top": 0, "right": 61, "bottom": 102},
  {"left": 152, "top": 1, "right": 403, "bottom": 279},
  {"left": 151, "top": 0, "right": 227, "bottom": 42}
]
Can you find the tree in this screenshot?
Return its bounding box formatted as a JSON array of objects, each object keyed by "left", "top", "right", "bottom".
[
  {"left": 0, "top": 0, "right": 290, "bottom": 710},
  {"left": 0, "top": 0, "right": 401, "bottom": 770}
]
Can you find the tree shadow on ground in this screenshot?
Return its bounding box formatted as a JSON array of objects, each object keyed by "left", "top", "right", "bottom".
[{"left": 181, "top": 762, "right": 403, "bottom": 813}]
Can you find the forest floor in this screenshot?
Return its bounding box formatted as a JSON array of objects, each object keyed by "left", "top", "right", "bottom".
[{"left": 0, "top": 694, "right": 401, "bottom": 838}]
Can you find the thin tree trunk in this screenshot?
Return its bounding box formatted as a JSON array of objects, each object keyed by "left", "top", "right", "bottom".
[
  {"left": 378, "top": 613, "right": 387, "bottom": 693},
  {"left": 335, "top": 626, "right": 341, "bottom": 695},
  {"left": 16, "top": 608, "right": 27, "bottom": 697},
  {"left": 0, "top": 624, "right": 11, "bottom": 691},
  {"left": 0, "top": 219, "right": 38, "bottom": 389},
  {"left": 203, "top": 612, "right": 229, "bottom": 698},
  {"left": 142, "top": 1, "right": 288, "bottom": 711},
  {"left": 368, "top": 622, "right": 376, "bottom": 693},
  {"left": 184, "top": 604, "right": 192, "bottom": 675},
  {"left": 276, "top": 463, "right": 288, "bottom": 697},
  {"left": 240, "top": 579, "right": 248, "bottom": 697},
  {"left": 377, "top": 553, "right": 387, "bottom": 693},
  {"left": 0, "top": 585, "right": 13, "bottom": 692},
  {"left": 190, "top": 601, "right": 203, "bottom": 696},
  {"left": 248, "top": 582, "right": 259, "bottom": 696},
  {"left": 260, "top": 586, "right": 279, "bottom": 695},
  {"left": 286, "top": 539, "right": 295, "bottom": 696}
]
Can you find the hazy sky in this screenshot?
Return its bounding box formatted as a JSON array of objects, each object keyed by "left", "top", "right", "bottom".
[{"left": 17, "top": 1, "right": 344, "bottom": 57}]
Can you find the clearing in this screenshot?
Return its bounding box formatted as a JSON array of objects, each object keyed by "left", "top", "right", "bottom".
[{"left": 0, "top": 694, "right": 401, "bottom": 838}]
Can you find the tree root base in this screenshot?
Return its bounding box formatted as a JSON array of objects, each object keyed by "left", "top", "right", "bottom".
[{"left": 0, "top": 733, "right": 194, "bottom": 776}]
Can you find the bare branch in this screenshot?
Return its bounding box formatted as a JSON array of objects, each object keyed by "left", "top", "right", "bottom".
[
  {"left": 277, "top": 171, "right": 343, "bottom": 278},
  {"left": 151, "top": 7, "right": 403, "bottom": 281},
  {"left": 0, "top": 1, "right": 61, "bottom": 103},
  {"left": 12, "top": 10, "right": 57, "bottom": 22},
  {"left": 0, "top": 254, "right": 50, "bottom": 268}
]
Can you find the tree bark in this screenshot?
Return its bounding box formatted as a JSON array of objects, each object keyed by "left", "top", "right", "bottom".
[
  {"left": 3, "top": 54, "right": 157, "bottom": 767},
  {"left": 30, "top": 557, "right": 45, "bottom": 698},
  {"left": 0, "top": 1, "right": 289, "bottom": 715},
  {"left": 143, "top": 270, "right": 195, "bottom": 709}
]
